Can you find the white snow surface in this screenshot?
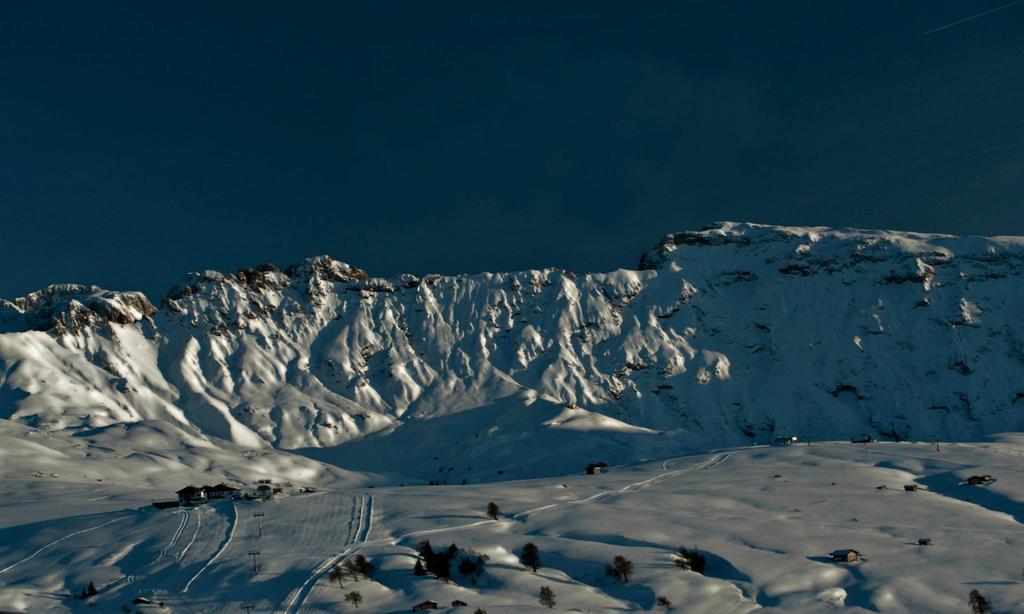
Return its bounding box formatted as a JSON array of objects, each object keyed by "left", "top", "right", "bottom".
[{"left": 2, "top": 440, "right": 1024, "bottom": 612}]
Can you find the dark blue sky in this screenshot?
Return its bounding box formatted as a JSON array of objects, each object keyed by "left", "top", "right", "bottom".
[{"left": 2, "top": 2, "right": 1023, "bottom": 300}]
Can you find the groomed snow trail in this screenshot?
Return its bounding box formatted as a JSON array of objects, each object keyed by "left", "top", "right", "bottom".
[
  {"left": 279, "top": 493, "right": 373, "bottom": 614},
  {"left": 395, "top": 518, "right": 495, "bottom": 542},
  {"left": 182, "top": 502, "right": 237, "bottom": 593},
  {"left": 514, "top": 452, "right": 732, "bottom": 520},
  {"left": 0, "top": 515, "right": 130, "bottom": 575}
]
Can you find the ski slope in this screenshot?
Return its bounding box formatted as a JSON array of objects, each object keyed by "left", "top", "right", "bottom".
[{"left": 2, "top": 439, "right": 1024, "bottom": 612}]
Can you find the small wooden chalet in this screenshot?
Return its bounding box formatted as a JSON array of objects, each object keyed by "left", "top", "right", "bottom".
[
  {"left": 412, "top": 601, "right": 439, "bottom": 611},
  {"left": 451, "top": 600, "right": 468, "bottom": 607},
  {"left": 830, "top": 549, "right": 860, "bottom": 562},
  {"left": 586, "top": 462, "right": 608, "bottom": 475}
]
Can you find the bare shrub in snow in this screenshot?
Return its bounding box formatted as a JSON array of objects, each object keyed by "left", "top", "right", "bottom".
[
  {"left": 539, "top": 585, "right": 556, "bottom": 608},
  {"left": 969, "top": 589, "right": 992, "bottom": 614},
  {"left": 344, "top": 590, "right": 362, "bottom": 607},
  {"left": 329, "top": 564, "right": 345, "bottom": 589}
]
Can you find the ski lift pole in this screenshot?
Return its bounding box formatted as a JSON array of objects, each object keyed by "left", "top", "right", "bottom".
[{"left": 248, "top": 550, "right": 261, "bottom": 574}]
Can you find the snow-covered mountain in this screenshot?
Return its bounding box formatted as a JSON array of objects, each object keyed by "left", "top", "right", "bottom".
[{"left": 3, "top": 222, "right": 1024, "bottom": 478}]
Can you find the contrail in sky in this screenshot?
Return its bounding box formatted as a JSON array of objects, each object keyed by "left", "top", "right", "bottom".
[
  {"left": 922, "top": 0, "right": 1024, "bottom": 35},
  {"left": 966, "top": 140, "right": 1024, "bottom": 156}
]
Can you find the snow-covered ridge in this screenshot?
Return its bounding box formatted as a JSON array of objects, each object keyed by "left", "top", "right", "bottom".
[
  {"left": 2, "top": 222, "right": 1024, "bottom": 473},
  {"left": 0, "top": 284, "right": 155, "bottom": 335},
  {"left": 640, "top": 221, "right": 1024, "bottom": 271}
]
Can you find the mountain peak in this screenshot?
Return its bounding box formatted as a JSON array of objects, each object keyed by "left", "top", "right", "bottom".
[
  {"left": 284, "top": 255, "right": 368, "bottom": 283},
  {"left": 0, "top": 284, "right": 155, "bottom": 334}
]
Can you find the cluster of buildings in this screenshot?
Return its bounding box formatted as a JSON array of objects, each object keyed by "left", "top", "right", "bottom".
[{"left": 153, "top": 479, "right": 299, "bottom": 509}]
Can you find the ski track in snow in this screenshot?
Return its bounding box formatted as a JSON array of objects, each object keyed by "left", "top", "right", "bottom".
[
  {"left": 102, "top": 507, "right": 192, "bottom": 597},
  {"left": 396, "top": 518, "right": 495, "bottom": 542},
  {"left": 176, "top": 509, "right": 202, "bottom": 561},
  {"left": 155, "top": 509, "right": 189, "bottom": 563},
  {"left": 279, "top": 493, "right": 373, "bottom": 614},
  {"left": 105, "top": 508, "right": 195, "bottom": 597},
  {"left": 0, "top": 515, "right": 130, "bottom": 575},
  {"left": 103, "top": 570, "right": 139, "bottom": 597},
  {"left": 182, "top": 503, "right": 236, "bottom": 593},
  {"left": 514, "top": 451, "right": 732, "bottom": 521}
]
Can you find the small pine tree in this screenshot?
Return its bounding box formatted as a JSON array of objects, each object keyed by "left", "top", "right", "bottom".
[
  {"left": 418, "top": 540, "right": 433, "bottom": 562},
  {"left": 656, "top": 595, "right": 672, "bottom": 609},
  {"left": 80, "top": 581, "right": 99, "bottom": 598},
  {"left": 344, "top": 590, "right": 363, "bottom": 608},
  {"left": 969, "top": 590, "right": 992, "bottom": 614},
  {"left": 486, "top": 501, "right": 500, "bottom": 520},
  {"left": 539, "top": 585, "right": 556, "bottom": 608},
  {"left": 520, "top": 542, "right": 541, "bottom": 572},
  {"left": 330, "top": 564, "right": 346, "bottom": 589},
  {"left": 473, "top": 609, "right": 487, "bottom": 614},
  {"left": 433, "top": 545, "right": 456, "bottom": 582},
  {"left": 415, "top": 540, "right": 465, "bottom": 582},
  {"left": 607, "top": 555, "right": 634, "bottom": 582}
]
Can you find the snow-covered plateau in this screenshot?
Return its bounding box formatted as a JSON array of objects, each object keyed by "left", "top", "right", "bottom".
[{"left": 1, "top": 222, "right": 1023, "bottom": 612}]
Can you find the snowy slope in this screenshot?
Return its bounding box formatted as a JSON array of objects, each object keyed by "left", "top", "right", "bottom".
[
  {"left": 2, "top": 440, "right": 1024, "bottom": 612},
  {"left": 2, "top": 222, "right": 1024, "bottom": 478}
]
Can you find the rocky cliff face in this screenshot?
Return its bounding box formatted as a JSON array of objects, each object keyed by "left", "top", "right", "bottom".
[{"left": 2, "top": 222, "right": 1023, "bottom": 461}]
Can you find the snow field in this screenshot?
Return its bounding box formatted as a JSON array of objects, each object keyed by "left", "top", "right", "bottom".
[{"left": 2, "top": 441, "right": 1024, "bottom": 612}]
